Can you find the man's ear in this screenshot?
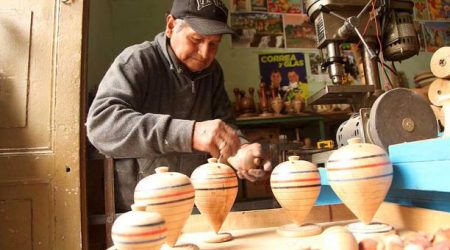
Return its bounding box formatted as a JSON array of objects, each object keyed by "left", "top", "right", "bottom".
[{"left": 166, "top": 15, "right": 176, "bottom": 38}]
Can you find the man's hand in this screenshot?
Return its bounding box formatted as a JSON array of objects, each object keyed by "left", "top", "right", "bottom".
[
  {"left": 227, "top": 143, "right": 272, "bottom": 182},
  {"left": 192, "top": 119, "right": 240, "bottom": 161}
]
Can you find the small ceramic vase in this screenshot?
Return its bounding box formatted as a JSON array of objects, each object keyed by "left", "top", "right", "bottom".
[
  {"left": 134, "top": 167, "right": 197, "bottom": 249},
  {"left": 191, "top": 158, "right": 238, "bottom": 243},
  {"left": 428, "top": 78, "right": 450, "bottom": 137},
  {"left": 111, "top": 209, "right": 167, "bottom": 250},
  {"left": 284, "top": 101, "right": 294, "bottom": 114},
  {"left": 293, "top": 99, "right": 303, "bottom": 114},
  {"left": 271, "top": 97, "right": 283, "bottom": 116},
  {"left": 326, "top": 137, "right": 394, "bottom": 236},
  {"left": 321, "top": 226, "right": 358, "bottom": 250},
  {"left": 271, "top": 156, "right": 322, "bottom": 237}
]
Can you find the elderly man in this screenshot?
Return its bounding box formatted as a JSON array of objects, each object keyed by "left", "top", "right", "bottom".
[{"left": 86, "top": 0, "right": 271, "bottom": 211}]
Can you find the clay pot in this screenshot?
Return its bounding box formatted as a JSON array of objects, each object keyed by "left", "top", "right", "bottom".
[
  {"left": 326, "top": 137, "right": 393, "bottom": 224},
  {"left": 111, "top": 210, "right": 167, "bottom": 250},
  {"left": 134, "top": 167, "right": 195, "bottom": 247},
  {"left": 191, "top": 158, "right": 238, "bottom": 242},
  {"left": 271, "top": 156, "right": 321, "bottom": 227}
]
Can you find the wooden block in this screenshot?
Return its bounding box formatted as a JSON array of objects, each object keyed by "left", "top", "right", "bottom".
[
  {"left": 184, "top": 206, "right": 331, "bottom": 233},
  {"left": 374, "top": 202, "right": 450, "bottom": 233}
]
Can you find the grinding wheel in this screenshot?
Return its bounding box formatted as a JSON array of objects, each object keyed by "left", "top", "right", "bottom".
[{"left": 369, "top": 88, "right": 438, "bottom": 149}]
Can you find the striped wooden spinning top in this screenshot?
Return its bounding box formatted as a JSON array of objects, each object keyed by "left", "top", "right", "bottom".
[
  {"left": 191, "top": 158, "right": 238, "bottom": 243},
  {"left": 111, "top": 210, "right": 167, "bottom": 250},
  {"left": 271, "top": 155, "right": 322, "bottom": 237},
  {"left": 326, "top": 137, "right": 393, "bottom": 224},
  {"left": 134, "top": 167, "right": 195, "bottom": 248}
]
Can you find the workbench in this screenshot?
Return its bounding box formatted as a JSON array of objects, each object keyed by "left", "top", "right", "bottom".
[{"left": 178, "top": 203, "right": 450, "bottom": 250}]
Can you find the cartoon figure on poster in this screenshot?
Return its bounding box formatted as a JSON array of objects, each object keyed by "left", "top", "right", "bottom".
[
  {"left": 231, "top": 13, "right": 284, "bottom": 48},
  {"left": 268, "top": 0, "right": 303, "bottom": 13},
  {"left": 413, "top": 0, "right": 430, "bottom": 20},
  {"left": 427, "top": 0, "right": 450, "bottom": 20},
  {"left": 230, "top": 0, "right": 268, "bottom": 11},
  {"left": 231, "top": 0, "right": 248, "bottom": 11},
  {"left": 251, "top": 0, "right": 268, "bottom": 11},
  {"left": 284, "top": 14, "right": 316, "bottom": 48},
  {"left": 423, "top": 22, "right": 450, "bottom": 52},
  {"left": 259, "top": 53, "right": 308, "bottom": 101}
]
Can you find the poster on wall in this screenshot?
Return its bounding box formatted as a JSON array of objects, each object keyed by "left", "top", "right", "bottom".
[
  {"left": 230, "top": 0, "right": 268, "bottom": 12},
  {"left": 283, "top": 14, "right": 316, "bottom": 48},
  {"left": 426, "top": 0, "right": 450, "bottom": 20},
  {"left": 251, "top": 0, "right": 268, "bottom": 11},
  {"left": 258, "top": 53, "right": 309, "bottom": 99},
  {"left": 414, "top": 21, "right": 426, "bottom": 51},
  {"left": 308, "top": 53, "right": 331, "bottom": 85},
  {"left": 423, "top": 21, "right": 450, "bottom": 52},
  {"left": 413, "top": 0, "right": 431, "bottom": 20},
  {"left": 230, "top": 12, "right": 284, "bottom": 48},
  {"left": 267, "top": 0, "right": 303, "bottom": 13}
]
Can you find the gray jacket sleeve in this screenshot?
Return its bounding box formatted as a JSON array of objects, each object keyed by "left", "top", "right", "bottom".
[{"left": 86, "top": 46, "right": 194, "bottom": 158}]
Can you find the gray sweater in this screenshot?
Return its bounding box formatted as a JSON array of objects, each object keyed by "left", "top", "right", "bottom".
[{"left": 87, "top": 32, "right": 240, "bottom": 210}]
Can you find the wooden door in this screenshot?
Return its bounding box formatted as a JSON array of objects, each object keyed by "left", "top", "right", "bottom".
[{"left": 0, "top": 0, "right": 85, "bottom": 249}]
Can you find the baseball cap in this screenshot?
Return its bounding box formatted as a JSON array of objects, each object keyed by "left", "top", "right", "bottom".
[{"left": 170, "top": 0, "right": 234, "bottom": 35}]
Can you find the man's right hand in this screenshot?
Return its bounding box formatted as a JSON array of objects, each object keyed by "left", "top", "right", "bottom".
[{"left": 192, "top": 119, "right": 240, "bottom": 161}]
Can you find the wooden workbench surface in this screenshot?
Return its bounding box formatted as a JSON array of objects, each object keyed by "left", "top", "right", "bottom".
[{"left": 177, "top": 222, "right": 345, "bottom": 250}]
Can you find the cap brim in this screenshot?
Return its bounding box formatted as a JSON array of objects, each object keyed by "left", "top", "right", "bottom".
[{"left": 184, "top": 16, "right": 235, "bottom": 35}]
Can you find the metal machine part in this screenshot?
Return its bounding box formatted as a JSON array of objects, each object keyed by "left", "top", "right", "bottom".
[
  {"left": 368, "top": 88, "right": 438, "bottom": 149},
  {"left": 304, "top": 0, "right": 417, "bottom": 106},
  {"left": 382, "top": 1, "right": 419, "bottom": 61},
  {"left": 326, "top": 43, "right": 345, "bottom": 84},
  {"left": 336, "top": 113, "right": 365, "bottom": 147},
  {"left": 336, "top": 88, "right": 438, "bottom": 149},
  {"left": 305, "top": 0, "right": 382, "bottom": 106},
  {"left": 306, "top": 84, "right": 375, "bottom": 110},
  {"left": 362, "top": 39, "right": 382, "bottom": 90}
]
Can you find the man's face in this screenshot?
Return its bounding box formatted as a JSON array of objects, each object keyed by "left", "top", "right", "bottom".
[
  {"left": 167, "top": 17, "right": 222, "bottom": 72},
  {"left": 270, "top": 72, "right": 282, "bottom": 87},
  {"left": 288, "top": 71, "right": 299, "bottom": 83}
]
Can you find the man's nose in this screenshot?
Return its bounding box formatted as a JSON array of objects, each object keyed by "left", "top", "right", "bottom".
[{"left": 197, "top": 43, "right": 210, "bottom": 59}]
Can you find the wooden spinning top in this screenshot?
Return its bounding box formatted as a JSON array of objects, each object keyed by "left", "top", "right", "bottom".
[
  {"left": 111, "top": 210, "right": 167, "bottom": 250},
  {"left": 326, "top": 138, "right": 393, "bottom": 232},
  {"left": 190, "top": 158, "right": 238, "bottom": 243},
  {"left": 134, "top": 167, "right": 196, "bottom": 249},
  {"left": 270, "top": 156, "right": 322, "bottom": 237}
]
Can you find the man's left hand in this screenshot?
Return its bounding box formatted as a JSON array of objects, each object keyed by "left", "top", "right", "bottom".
[{"left": 227, "top": 143, "right": 272, "bottom": 182}]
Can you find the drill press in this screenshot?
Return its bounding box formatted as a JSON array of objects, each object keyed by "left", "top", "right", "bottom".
[{"left": 305, "top": 0, "right": 437, "bottom": 148}]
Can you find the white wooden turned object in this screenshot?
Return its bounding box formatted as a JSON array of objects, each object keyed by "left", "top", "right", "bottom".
[
  {"left": 271, "top": 155, "right": 322, "bottom": 237},
  {"left": 190, "top": 158, "right": 238, "bottom": 243},
  {"left": 439, "top": 94, "right": 450, "bottom": 137},
  {"left": 111, "top": 209, "right": 167, "bottom": 250},
  {"left": 321, "top": 226, "right": 358, "bottom": 250},
  {"left": 430, "top": 46, "right": 450, "bottom": 79},
  {"left": 428, "top": 78, "right": 449, "bottom": 136},
  {"left": 134, "top": 167, "right": 198, "bottom": 250},
  {"left": 428, "top": 79, "right": 450, "bottom": 106},
  {"left": 326, "top": 137, "right": 394, "bottom": 236}
]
